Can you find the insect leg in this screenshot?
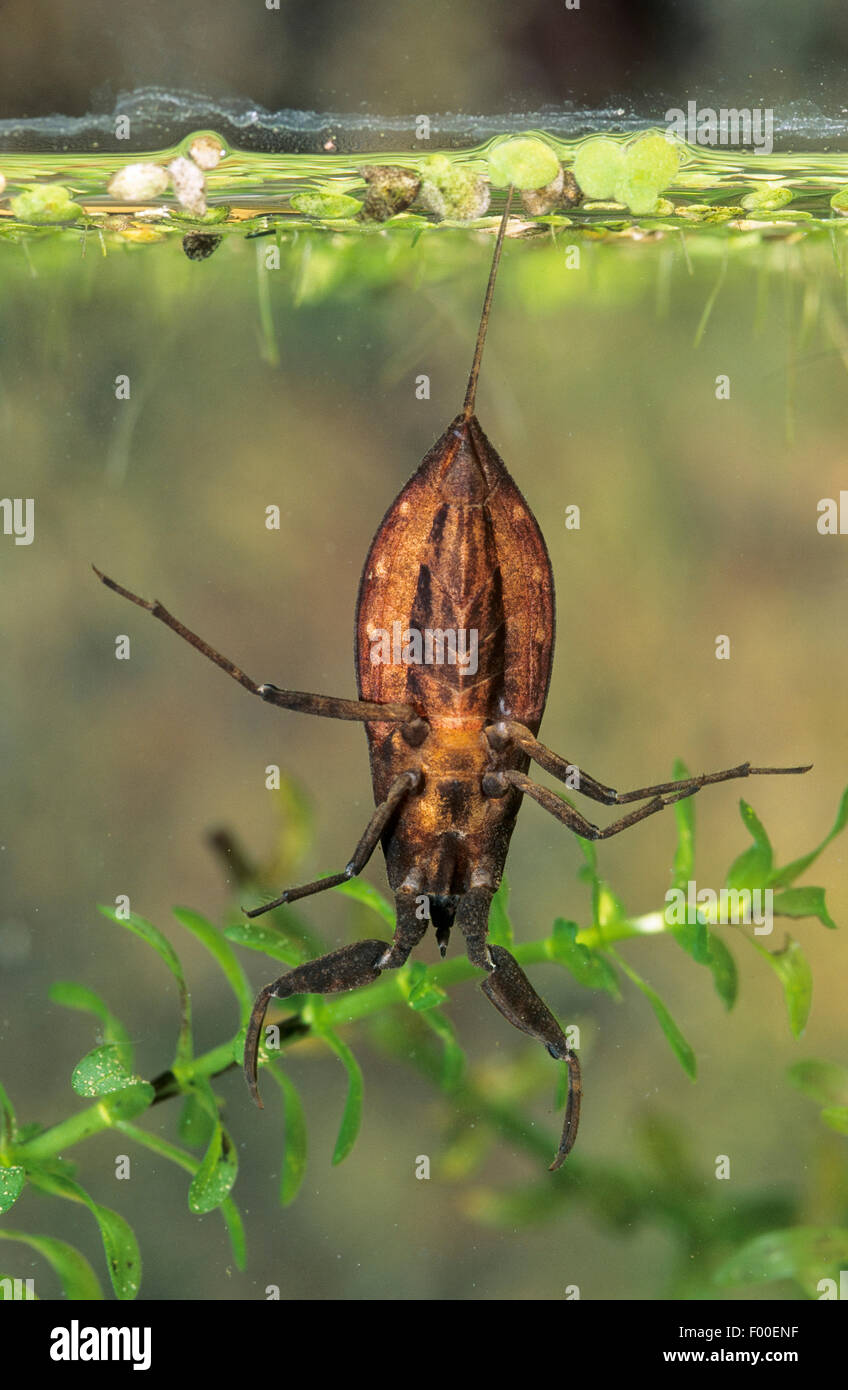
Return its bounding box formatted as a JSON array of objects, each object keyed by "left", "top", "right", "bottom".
[
  {"left": 481, "top": 944, "right": 581, "bottom": 1169},
  {"left": 455, "top": 886, "right": 495, "bottom": 969},
  {"left": 485, "top": 720, "right": 811, "bottom": 807},
  {"left": 244, "top": 939, "right": 390, "bottom": 1107},
  {"left": 93, "top": 567, "right": 419, "bottom": 725},
  {"left": 245, "top": 769, "right": 422, "bottom": 917},
  {"left": 487, "top": 767, "right": 710, "bottom": 840},
  {"left": 244, "top": 892, "right": 429, "bottom": 1106}
]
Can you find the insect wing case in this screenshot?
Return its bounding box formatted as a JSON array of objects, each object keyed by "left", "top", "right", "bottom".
[{"left": 356, "top": 412, "right": 555, "bottom": 802}]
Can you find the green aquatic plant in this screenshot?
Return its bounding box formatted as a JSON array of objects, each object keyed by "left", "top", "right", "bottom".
[{"left": 0, "top": 775, "right": 844, "bottom": 1300}]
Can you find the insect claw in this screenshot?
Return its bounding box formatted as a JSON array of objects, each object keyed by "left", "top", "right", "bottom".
[
  {"left": 481, "top": 944, "right": 581, "bottom": 1164},
  {"left": 244, "top": 942, "right": 391, "bottom": 1106}
]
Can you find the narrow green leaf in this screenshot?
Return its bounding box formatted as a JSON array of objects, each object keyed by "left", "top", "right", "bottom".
[
  {"left": 178, "top": 1092, "right": 216, "bottom": 1149},
  {"left": 0, "top": 1165, "right": 26, "bottom": 1212},
  {"left": 27, "top": 1170, "right": 141, "bottom": 1300},
  {"left": 97, "top": 906, "right": 192, "bottom": 1067},
  {"left": 48, "top": 982, "right": 132, "bottom": 1067},
  {"left": 671, "top": 758, "right": 695, "bottom": 890},
  {"left": 419, "top": 1009, "right": 466, "bottom": 1091},
  {"left": 0, "top": 1231, "right": 102, "bottom": 1300},
  {"left": 321, "top": 1030, "right": 364, "bottom": 1165},
  {"left": 768, "top": 785, "right": 848, "bottom": 889},
  {"left": 266, "top": 1066, "right": 308, "bottom": 1206},
  {"left": 224, "top": 918, "right": 306, "bottom": 965},
  {"left": 173, "top": 907, "right": 254, "bottom": 1024},
  {"left": 188, "top": 1122, "right": 238, "bottom": 1214},
  {"left": 751, "top": 936, "right": 812, "bottom": 1038},
  {"left": 488, "top": 876, "right": 514, "bottom": 948},
  {"left": 787, "top": 1059, "right": 848, "bottom": 1107},
  {"left": 401, "top": 961, "right": 448, "bottom": 1012},
  {"left": 821, "top": 1106, "right": 848, "bottom": 1135},
  {"left": 71, "top": 1046, "right": 146, "bottom": 1098},
  {"left": 609, "top": 948, "right": 697, "bottom": 1079},
  {"left": 0, "top": 1079, "right": 16, "bottom": 1149},
  {"left": 714, "top": 1226, "right": 848, "bottom": 1295},
  {"left": 596, "top": 880, "right": 627, "bottom": 932},
  {"left": 772, "top": 886, "right": 837, "bottom": 929},
  {"left": 98, "top": 1083, "right": 156, "bottom": 1123},
  {"left": 550, "top": 919, "right": 621, "bottom": 996},
  {"left": 726, "top": 800, "right": 773, "bottom": 890},
  {"left": 705, "top": 932, "right": 738, "bottom": 1010},
  {"left": 220, "top": 1199, "right": 247, "bottom": 1271},
  {"left": 669, "top": 919, "right": 711, "bottom": 966},
  {"left": 576, "top": 835, "right": 598, "bottom": 876},
  {"left": 333, "top": 878, "right": 395, "bottom": 926}
]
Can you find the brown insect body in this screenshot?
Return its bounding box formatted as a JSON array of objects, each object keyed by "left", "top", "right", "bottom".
[
  {"left": 356, "top": 410, "right": 554, "bottom": 923},
  {"left": 95, "top": 187, "right": 810, "bottom": 1170}
]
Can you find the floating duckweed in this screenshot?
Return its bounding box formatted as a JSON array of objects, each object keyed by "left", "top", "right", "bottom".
[
  {"left": 606, "top": 134, "right": 682, "bottom": 215},
  {"left": 358, "top": 165, "right": 421, "bottom": 222},
  {"left": 417, "top": 154, "right": 490, "bottom": 221},
  {"left": 189, "top": 135, "right": 226, "bottom": 171},
  {"left": 572, "top": 137, "right": 625, "bottom": 200},
  {"left": 290, "top": 191, "right": 363, "bottom": 219},
  {"left": 182, "top": 232, "right": 223, "bottom": 260},
  {"left": 488, "top": 136, "right": 561, "bottom": 190},
  {"left": 624, "top": 132, "right": 680, "bottom": 186},
  {"left": 107, "top": 163, "right": 169, "bottom": 202},
  {"left": 831, "top": 188, "right": 848, "bottom": 215},
  {"left": 740, "top": 183, "right": 794, "bottom": 213},
  {"left": 10, "top": 183, "right": 83, "bottom": 224},
  {"left": 613, "top": 168, "right": 665, "bottom": 216},
  {"left": 168, "top": 156, "right": 207, "bottom": 216}
]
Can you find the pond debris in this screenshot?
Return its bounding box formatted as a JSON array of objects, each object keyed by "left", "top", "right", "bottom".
[
  {"left": 358, "top": 165, "right": 421, "bottom": 222},
  {"left": 188, "top": 135, "right": 226, "bottom": 171},
  {"left": 521, "top": 167, "right": 583, "bottom": 217},
  {"left": 417, "top": 154, "right": 490, "bottom": 221},
  {"left": 182, "top": 231, "right": 223, "bottom": 260},
  {"left": 521, "top": 168, "right": 564, "bottom": 216},
  {"left": 107, "top": 163, "right": 170, "bottom": 202},
  {"left": 168, "top": 156, "right": 207, "bottom": 216}
]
